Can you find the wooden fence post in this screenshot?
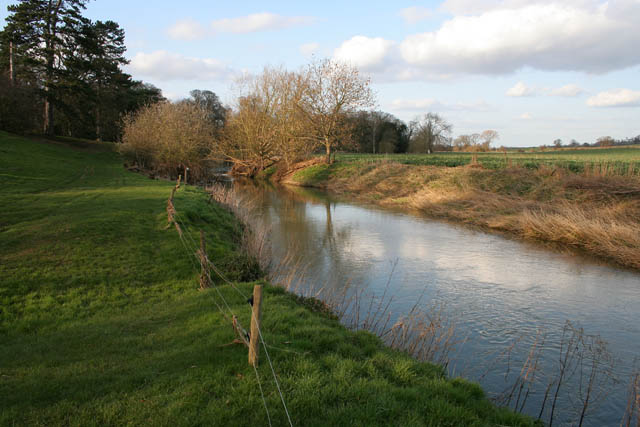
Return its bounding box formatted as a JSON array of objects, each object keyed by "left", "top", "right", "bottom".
[
  {"left": 199, "top": 230, "right": 209, "bottom": 289},
  {"left": 248, "top": 285, "right": 263, "bottom": 367}
]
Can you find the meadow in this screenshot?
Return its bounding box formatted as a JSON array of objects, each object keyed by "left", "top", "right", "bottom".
[
  {"left": 0, "top": 132, "right": 536, "bottom": 426},
  {"left": 337, "top": 145, "right": 640, "bottom": 175}
]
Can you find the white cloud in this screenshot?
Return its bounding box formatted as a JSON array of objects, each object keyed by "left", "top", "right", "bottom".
[
  {"left": 441, "top": 0, "right": 608, "bottom": 16},
  {"left": 333, "top": 36, "right": 396, "bottom": 71},
  {"left": 506, "top": 82, "right": 536, "bottom": 97},
  {"left": 549, "top": 84, "right": 584, "bottom": 97},
  {"left": 128, "top": 50, "right": 235, "bottom": 81},
  {"left": 211, "top": 12, "right": 315, "bottom": 33},
  {"left": 167, "top": 19, "right": 208, "bottom": 41},
  {"left": 519, "top": 112, "right": 532, "bottom": 119},
  {"left": 390, "top": 98, "right": 492, "bottom": 112},
  {"left": 399, "top": 6, "right": 433, "bottom": 24},
  {"left": 300, "top": 42, "right": 320, "bottom": 57},
  {"left": 587, "top": 88, "right": 640, "bottom": 107},
  {"left": 399, "top": 1, "right": 640, "bottom": 75}
]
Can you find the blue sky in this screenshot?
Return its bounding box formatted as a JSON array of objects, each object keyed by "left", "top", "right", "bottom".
[{"left": 3, "top": 0, "right": 639, "bottom": 146}]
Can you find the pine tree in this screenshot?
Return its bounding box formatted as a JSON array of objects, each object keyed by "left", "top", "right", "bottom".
[{"left": 3, "top": 0, "right": 89, "bottom": 135}]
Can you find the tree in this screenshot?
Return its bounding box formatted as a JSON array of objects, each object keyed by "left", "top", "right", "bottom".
[
  {"left": 553, "top": 138, "right": 563, "bottom": 148},
  {"left": 188, "top": 89, "right": 226, "bottom": 129},
  {"left": 217, "top": 67, "right": 309, "bottom": 174},
  {"left": 348, "top": 110, "right": 410, "bottom": 154},
  {"left": 121, "top": 101, "right": 216, "bottom": 178},
  {"left": 409, "top": 113, "right": 452, "bottom": 154},
  {"left": 3, "top": 0, "right": 89, "bottom": 135},
  {"left": 298, "top": 59, "right": 375, "bottom": 163},
  {"left": 596, "top": 136, "right": 614, "bottom": 147},
  {"left": 480, "top": 130, "right": 499, "bottom": 150}
]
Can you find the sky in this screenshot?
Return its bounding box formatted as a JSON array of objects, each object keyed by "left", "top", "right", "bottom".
[{"left": 2, "top": 0, "right": 640, "bottom": 147}]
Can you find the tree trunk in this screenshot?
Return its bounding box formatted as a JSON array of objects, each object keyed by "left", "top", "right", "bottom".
[
  {"left": 43, "top": 95, "right": 53, "bottom": 136},
  {"left": 8, "top": 41, "right": 14, "bottom": 86},
  {"left": 96, "top": 107, "right": 101, "bottom": 141},
  {"left": 96, "top": 85, "right": 102, "bottom": 141},
  {"left": 324, "top": 139, "right": 332, "bottom": 164}
]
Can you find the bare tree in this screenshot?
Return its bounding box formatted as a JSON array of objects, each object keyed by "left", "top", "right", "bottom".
[
  {"left": 480, "top": 130, "right": 499, "bottom": 150},
  {"left": 409, "top": 113, "right": 452, "bottom": 154},
  {"left": 298, "top": 59, "right": 375, "bottom": 163}
]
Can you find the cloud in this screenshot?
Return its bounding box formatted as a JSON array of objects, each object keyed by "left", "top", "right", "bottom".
[
  {"left": 332, "top": 1, "right": 639, "bottom": 80},
  {"left": 548, "top": 84, "right": 584, "bottom": 97},
  {"left": 333, "top": 36, "right": 396, "bottom": 71},
  {"left": 211, "top": 12, "right": 315, "bottom": 33},
  {"left": 440, "top": 0, "right": 599, "bottom": 15},
  {"left": 519, "top": 112, "right": 532, "bottom": 119},
  {"left": 300, "top": 42, "right": 320, "bottom": 57},
  {"left": 128, "top": 50, "right": 235, "bottom": 81},
  {"left": 167, "top": 19, "right": 208, "bottom": 40},
  {"left": 390, "top": 98, "right": 492, "bottom": 112},
  {"left": 399, "top": 6, "right": 433, "bottom": 24},
  {"left": 587, "top": 88, "right": 640, "bottom": 107},
  {"left": 506, "top": 82, "right": 536, "bottom": 97}
]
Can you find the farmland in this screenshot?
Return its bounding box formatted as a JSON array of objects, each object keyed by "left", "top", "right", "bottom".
[{"left": 336, "top": 145, "right": 640, "bottom": 175}]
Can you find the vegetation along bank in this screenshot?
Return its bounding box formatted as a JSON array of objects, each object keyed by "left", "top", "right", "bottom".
[
  {"left": 280, "top": 148, "right": 640, "bottom": 270},
  {"left": 0, "top": 132, "right": 538, "bottom": 426}
]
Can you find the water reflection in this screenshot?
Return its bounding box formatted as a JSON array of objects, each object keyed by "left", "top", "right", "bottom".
[{"left": 235, "top": 181, "right": 640, "bottom": 426}]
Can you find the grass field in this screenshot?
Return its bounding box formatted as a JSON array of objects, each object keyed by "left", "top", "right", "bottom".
[
  {"left": 336, "top": 145, "right": 640, "bottom": 175},
  {"left": 0, "top": 131, "right": 536, "bottom": 426}
]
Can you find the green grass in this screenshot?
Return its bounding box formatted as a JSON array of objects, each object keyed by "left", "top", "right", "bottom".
[
  {"left": 0, "top": 131, "right": 537, "bottom": 426},
  {"left": 336, "top": 146, "right": 640, "bottom": 174}
]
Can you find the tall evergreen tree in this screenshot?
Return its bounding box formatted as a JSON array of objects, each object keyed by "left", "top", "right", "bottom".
[
  {"left": 3, "top": 0, "right": 89, "bottom": 135},
  {"left": 69, "top": 20, "right": 128, "bottom": 140}
]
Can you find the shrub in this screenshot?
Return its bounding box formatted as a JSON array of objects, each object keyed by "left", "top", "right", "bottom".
[{"left": 120, "top": 101, "right": 216, "bottom": 179}]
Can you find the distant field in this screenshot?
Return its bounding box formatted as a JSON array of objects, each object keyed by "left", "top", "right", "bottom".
[{"left": 337, "top": 145, "right": 640, "bottom": 175}]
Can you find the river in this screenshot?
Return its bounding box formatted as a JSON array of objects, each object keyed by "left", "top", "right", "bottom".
[{"left": 233, "top": 180, "right": 640, "bottom": 426}]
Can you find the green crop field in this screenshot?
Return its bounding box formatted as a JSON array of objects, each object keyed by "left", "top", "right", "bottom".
[{"left": 336, "top": 146, "right": 640, "bottom": 175}]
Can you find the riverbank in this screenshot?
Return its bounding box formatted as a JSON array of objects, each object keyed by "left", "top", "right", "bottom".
[
  {"left": 0, "top": 132, "right": 536, "bottom": 426},
  {"left": 282, "top": 159, "right": 640, "bottom": 270}
]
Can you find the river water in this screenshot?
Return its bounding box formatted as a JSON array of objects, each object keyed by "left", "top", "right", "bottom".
[{"left": 233, "top": 181, "right": 640, "bottom": 426}]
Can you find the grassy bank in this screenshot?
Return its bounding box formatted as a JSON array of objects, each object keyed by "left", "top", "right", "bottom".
[
  {"left": 0, "top": 132, "right": 536, "bottom": 426},
  {"left": 284, "top": 159, "right": 640, "bottom": 270}
]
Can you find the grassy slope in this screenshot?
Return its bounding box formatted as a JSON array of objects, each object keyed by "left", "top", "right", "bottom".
[
  {"left": 0, "top": 132, "right": 536, "bottom": 426},
  {"left": 285, "top": 160, "right": 640, "bottom": 270}
]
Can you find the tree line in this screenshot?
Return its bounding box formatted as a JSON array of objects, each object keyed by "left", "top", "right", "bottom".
[
  {"left": 119, "top": 61, "right": 502, "bottom": 179},
  {"left": 0, "top": 1, "right": 502, "bottom": 179},
  {"left": 0, "top": 0, "right": 162, "bottom": 140}
]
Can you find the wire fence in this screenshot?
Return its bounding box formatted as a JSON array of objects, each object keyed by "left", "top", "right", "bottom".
[{"left": 166, "top": 177, "right": 293, "bottom": 427}]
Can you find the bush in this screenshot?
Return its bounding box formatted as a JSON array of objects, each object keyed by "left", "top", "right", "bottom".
[{"left": 120, "top": 101, "right": 216, "bottom": 179}]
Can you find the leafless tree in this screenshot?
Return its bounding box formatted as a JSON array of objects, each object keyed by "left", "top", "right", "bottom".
[
  {"left": 298, "top": 59, "right": 375, "bottom": 163},
  {"left": 409, "top": 113, "right": 452, "bottom": 154}
]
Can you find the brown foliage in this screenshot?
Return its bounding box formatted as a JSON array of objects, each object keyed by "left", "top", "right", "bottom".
[{"left": 120, "top": 101, "right": 216, "bottom": 179}]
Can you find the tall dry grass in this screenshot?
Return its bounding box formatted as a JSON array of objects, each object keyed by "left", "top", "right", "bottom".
[{"left": 315, "top": 160, "right": 640, "bottom": 269}]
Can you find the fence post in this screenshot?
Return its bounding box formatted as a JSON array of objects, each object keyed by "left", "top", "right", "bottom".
[
  {"left": 199, "top": 230, "right": 209, "bottom": 289},
  {"left": 248, "top": 284, "right": 263, "bottom": 367}
]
